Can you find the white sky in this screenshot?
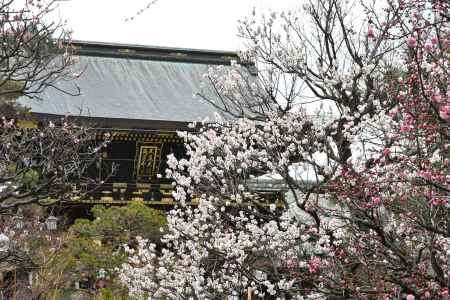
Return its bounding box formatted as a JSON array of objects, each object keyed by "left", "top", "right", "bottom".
[{"left": 54, "top": 0, "right": 300, "bottom": 51}]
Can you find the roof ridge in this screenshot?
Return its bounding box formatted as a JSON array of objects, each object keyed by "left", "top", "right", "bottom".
[{"left": 68, "top": 40, "right": 244, "bottom": 65}]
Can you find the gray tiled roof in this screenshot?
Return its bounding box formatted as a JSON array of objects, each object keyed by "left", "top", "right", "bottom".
[{"left": 17, "top": 41, "right": 247, "bottom": 126}]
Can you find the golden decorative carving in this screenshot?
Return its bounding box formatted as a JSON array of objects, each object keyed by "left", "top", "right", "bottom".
[
  {"left": 118, "top": 48, "right": 137, "bottom": 54},
  {"left": 135, "top": 142, "right": 163, "bottom": 178},
  {"left": 17, "top": 119, "right": 38, "bottom": 129}
]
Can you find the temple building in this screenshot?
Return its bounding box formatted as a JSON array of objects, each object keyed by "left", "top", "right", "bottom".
[{"left": 16, "top": 41, "right": 284, "bottom": 207}]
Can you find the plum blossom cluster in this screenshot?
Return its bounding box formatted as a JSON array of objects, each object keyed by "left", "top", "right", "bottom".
[
  {"left": 165, "top": 109, "right": 329, "bottom": 207},
  {"left": 120, "top": 202, "right": 306, "bottom": 299},
  {"left": 121, "top": 0, "right": 449, "bottom": 298}
]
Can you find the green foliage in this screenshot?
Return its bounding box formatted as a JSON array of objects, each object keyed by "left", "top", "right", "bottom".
[
  {"left": 32, "top": 202, "right": 166, "bottom": 299},
  {"left": 69, "top": 203, "right": 166, "bottom": 295},
  {"left": 5, "top": 164, "right": 41, "bottom": 188},
  {"left": 22, "top": 169, "right": 40, "bottom": 188},
  {"left": 7, "top": 163, "right": 16, "bottom": 173},
  {"left": 72, "top": 201, "right": 167, "bottom": 246},
  {"left": 66, "top": 236, "right": 125, "bottom": 277},
  {"left": 0, "top": 80, "right": 25, "bottom": 101},
  {"left": 29, "top": 231, "right": 79, "bottom": 298},
  {"left": 68, "top": 202, "right": 166, "bottom": 277},
  {"left": 94, "top": 286, "right": 137, "bottom": 300}
]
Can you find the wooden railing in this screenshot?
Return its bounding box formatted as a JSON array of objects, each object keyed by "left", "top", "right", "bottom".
[
  {"left": 74, "top": 182, "right": 176, "bottom": 205},
  {"left": 72, "top": 180, "right": 286, "bottom": 208}
]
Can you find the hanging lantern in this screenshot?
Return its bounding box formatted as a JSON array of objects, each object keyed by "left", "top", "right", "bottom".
[
  {"left": 97, "top": 268, "right": 106, "bottom": 279},
  {"left": 228, "top": 290, "right": 239, "bottom": 300},
  {"left": 13, "top": 214, "right": 24, "bottom": 230},
  {"left": 45, "top": 216, "right": 58, "bottom": 231},
  {"left": 0, "top": 233, "right": 10, "bottom": 253}
]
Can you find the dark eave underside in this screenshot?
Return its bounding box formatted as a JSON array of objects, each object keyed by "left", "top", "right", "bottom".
[{"left": 29, "top": 112, "right": 191, "bottom": 132}]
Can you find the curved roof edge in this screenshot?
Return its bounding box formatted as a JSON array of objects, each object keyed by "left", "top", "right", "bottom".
[
  {"left": 27, "top": 113, "right": 192, "bottom": 131},
  {"left": 68, "top": 40, "right": 249, "bottom": 66}
]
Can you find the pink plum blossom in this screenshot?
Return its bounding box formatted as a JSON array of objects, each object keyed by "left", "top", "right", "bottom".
[
  {"left": 407, "top": 36, "right": 417, "bottom": 48},
  {"left": 367, "top": 26, "right": 375, "bottom": 39},
  {"left": 439, "top": 105, "right": 450, "bottom": 120}
]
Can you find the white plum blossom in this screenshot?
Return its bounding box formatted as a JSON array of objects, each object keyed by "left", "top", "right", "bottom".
[{"left": 120, "top": 0, "right": 450, "bottom": 298}]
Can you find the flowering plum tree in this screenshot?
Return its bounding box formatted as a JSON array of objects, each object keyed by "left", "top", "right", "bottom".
[
  {"left": 0, "top": 120, "right": 106, "bottom": 209},
  {"left": 0, "top": 0, "right": 77, "bottom": 102},
  {"left": 120, "top": 0, "right": 449, "bottom": 299},
  {"left": 0, "top": 0, "right": 108, "bottom": 278},
  {"left": 0, "top": 0, "right": 104, "bottom": 211}
]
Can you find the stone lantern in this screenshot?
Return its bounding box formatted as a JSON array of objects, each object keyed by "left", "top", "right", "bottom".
[
  {"left": 0, "top": 233, "right": 10, "bottom": 253},
  {"left": 45, "top": 216, "right": 58, "bottom": 231},
  {"left": 13, "top": 214, "right": 24, "bottom": 230}
]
